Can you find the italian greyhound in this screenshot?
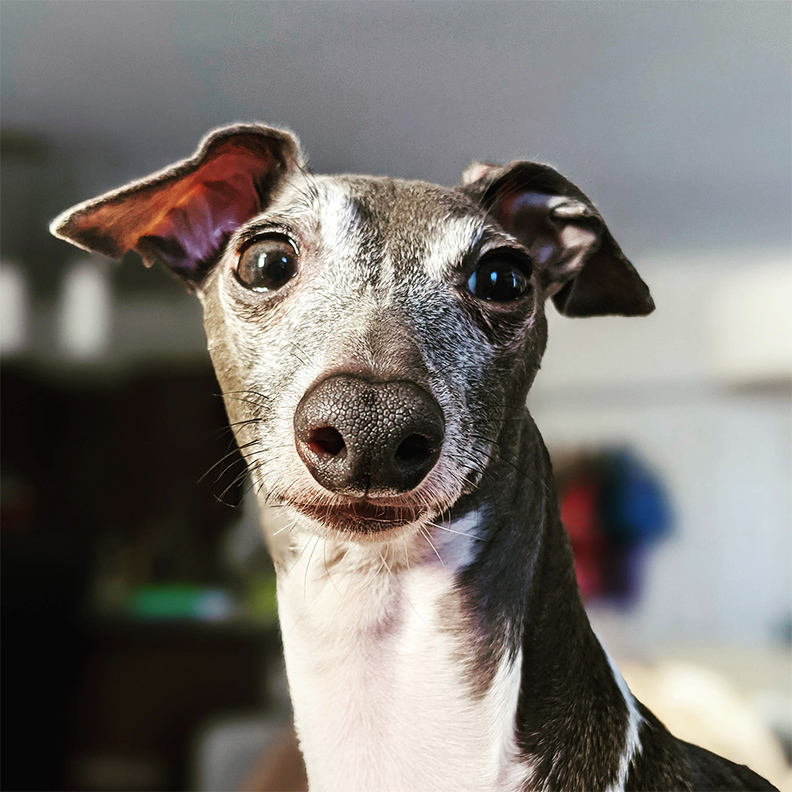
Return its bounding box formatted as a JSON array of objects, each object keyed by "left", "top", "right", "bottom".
[{"left": 51, "top": 124, "right": 776, "bottom": 792}]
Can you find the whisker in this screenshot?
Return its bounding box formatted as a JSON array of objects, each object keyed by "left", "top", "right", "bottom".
[
  {"left": 291, "top": 341, "right": 320, "bottom": 369},
  {"left": 273, "top": 518, "right": 298, "bottom": 537},
  {"left": 286, "top": 535, "right": 314, "bottom": 576},
  {"left": 303, "top": 536, "right": 321, "bottom": 603},
  {"left": 223, "top": 394, "right": 272, "bottom": 411},
  {"left": 379, "top": 552, "right": 393, "bottom": 577},
  {"left": 431, "top": 523, "right": 484, "bottom": 542},
  {"left": 214, "top": 467, "right": 251, "bottom": 505},
  {"left": 199, "top": 438, "right": 260, "bottom": 483},
  {"left": 228, "top": 418, "right": 266, "bottom": 430},
  {"left": 468, "top": 431, "right": 553, "bottom": 495},
  {"left": 323, "top": 538, "right": 343, "bottom": 597},
  {"left": 420, "top": 526, "right": 445, "bottom": 568}
]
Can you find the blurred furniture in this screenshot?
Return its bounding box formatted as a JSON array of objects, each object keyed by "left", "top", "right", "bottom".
[
  {"left": 0, "top": 364, "right": 260, "bottom": 791},
  {"left": 194, "top": 715, "right": 286, "bottom": 792},
  {"left": 192, "top": 660, "right": 307, "bottom": 792},
  {"left": 66, "top": 620, "right": 281, "bottom": 791}
]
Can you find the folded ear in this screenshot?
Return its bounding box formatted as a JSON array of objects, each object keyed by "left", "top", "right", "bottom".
[
  {"left": 461, "top": 161, "right": 654, "bottom": 317},
  {"left": 50, "top": 124, "right": 303, "bottom": 288}
]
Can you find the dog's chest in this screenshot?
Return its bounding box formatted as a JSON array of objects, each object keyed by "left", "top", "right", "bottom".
[{"left": 277, "top": 537, "right": 528, "bottom": 792}]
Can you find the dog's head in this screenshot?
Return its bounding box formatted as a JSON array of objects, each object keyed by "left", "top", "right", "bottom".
[{"left": 52, "top": 124, "right": 652, "bottom": 540}]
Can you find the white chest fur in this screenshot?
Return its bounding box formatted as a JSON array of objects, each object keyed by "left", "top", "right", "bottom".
[{"left": 275, "top": 517, "right": 529, "bottom": 792}]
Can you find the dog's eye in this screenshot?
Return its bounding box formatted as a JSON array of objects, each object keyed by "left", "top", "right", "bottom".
[
  {"left": 467, "top": 253, "right": 531, "bottom": 302},
  {"left": 236, "top": 237, "right": 298, "bottom": 292}
]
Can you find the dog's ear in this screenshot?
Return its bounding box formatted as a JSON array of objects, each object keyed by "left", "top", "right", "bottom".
[
  {"left": 461, "top": 161, "right": 654, "bottom": 317},
  {"left": 50, "top": 124, "right": 303, "bottom": 289}
]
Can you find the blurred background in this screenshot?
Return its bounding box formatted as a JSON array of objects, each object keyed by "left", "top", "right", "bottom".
[{"left": 1, "top": 2, "right": 790, "bottom": 790}]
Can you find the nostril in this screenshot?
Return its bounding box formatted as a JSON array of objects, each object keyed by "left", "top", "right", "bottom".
[
  {"left": 307, "top": 426, "right": 346, "bottom": 458},
  {"left": 395, "top": 433, "right": 435, "bottom": 465}
]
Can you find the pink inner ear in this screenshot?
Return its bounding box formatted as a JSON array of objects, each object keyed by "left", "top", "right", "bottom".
[
  {"left": 139, "top": 145, "right": 270, "bottom": 276},
  {"left": 144, "top": 172, "right": 259, "bottom": 273},
  {"left": 496, "top": 191, "right": 563, "bottom": 266},
  {"left": 495, "top": 190, "right": 599, "bottom": 274}
]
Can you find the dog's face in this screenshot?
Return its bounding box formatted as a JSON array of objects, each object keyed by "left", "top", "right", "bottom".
[
  {"left": 51, "top": 124, "right": 652, "bottom": 541},
  {"left": 199, "top": 172, "right": 549, "bottom": 536}
]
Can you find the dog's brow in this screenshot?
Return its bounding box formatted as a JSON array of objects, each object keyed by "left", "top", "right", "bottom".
[
  {"left": 316, "top": 184, "right": 364, "bottom": 245},
  {"left": 420, "top": 215, "right": 487, "bottom": 279}
]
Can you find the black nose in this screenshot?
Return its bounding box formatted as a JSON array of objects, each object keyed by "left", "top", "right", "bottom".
[{"left": 294, "top": 375, "right": 444, "bottom": 497}]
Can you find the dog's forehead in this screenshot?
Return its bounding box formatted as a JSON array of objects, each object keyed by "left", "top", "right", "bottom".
[
  {"left": 313, "top": 173, "right": 479, "bottom": 222},
  {"left": 269, "top": 173, "right": 490, "bottom": 277}
]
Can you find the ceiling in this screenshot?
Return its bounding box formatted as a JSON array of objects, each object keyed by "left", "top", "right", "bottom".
[{"left": 2, "top": 0, "right": 790, "bottom": 281}]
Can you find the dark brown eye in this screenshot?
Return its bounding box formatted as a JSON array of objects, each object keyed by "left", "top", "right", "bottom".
[
  {"left": 467, "top": 252, "right": 532, "bottom": 302},
  {"left": 236, "top": 236, "right": 298, "bottom": 292}
]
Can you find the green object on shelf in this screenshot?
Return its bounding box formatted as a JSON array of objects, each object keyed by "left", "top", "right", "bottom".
[{"left": 127, "top": 584, "right": 235, "bottom": 621}]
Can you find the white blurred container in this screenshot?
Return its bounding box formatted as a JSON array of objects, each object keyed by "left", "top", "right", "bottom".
[
  {"left": 0, "top": 261, "right": 29, "bottom": 356},
  {"left": 58, "top": 257, "right": 112, "bottom": 360},
  {"left": 709, "top": 259, "right": 792, "bottom": 387}
]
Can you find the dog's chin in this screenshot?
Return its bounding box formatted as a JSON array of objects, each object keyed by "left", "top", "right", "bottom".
[{"left": 286, "top": 499, "right": 435, "bottom": 541}]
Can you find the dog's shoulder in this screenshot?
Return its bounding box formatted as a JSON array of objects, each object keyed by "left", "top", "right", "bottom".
[
  {"left": 625, "top": 703, "right": 778, "bottom": 792},
  {"left": 681, "top": 740, "right": 779, "bottom": 792}
]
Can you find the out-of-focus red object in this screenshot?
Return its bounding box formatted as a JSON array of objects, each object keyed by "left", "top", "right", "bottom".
[{"left": 560, "top": 476, "right": 604, "bottom": 599}]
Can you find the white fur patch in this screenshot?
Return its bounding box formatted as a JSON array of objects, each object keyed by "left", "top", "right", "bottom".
[
  {"left": 603, "top": 649, "right": 644, "bottom": 792},
  {"left": 493, "top": 648, "right": 535, "bottom": 792},
  {"left": 422, "top": 215, "right": 484, "bottom": 282},
  {"left": 276, "top": 513, "right": 529, "bottom": 792},
  {"left": 316, "top": 183, "right": 364, "bottom": 259}
]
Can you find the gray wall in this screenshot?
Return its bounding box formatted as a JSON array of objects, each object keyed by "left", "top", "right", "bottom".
[{"left": 2, "top": 0, "right": 790, "bottom": 281}]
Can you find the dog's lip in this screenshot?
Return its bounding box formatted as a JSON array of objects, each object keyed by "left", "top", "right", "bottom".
[{"left": 289, "top": 498, "right": 426, "bottom": 531}]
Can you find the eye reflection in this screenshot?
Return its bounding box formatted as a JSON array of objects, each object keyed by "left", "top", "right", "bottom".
[
  {"left": 467, "top": 253, "right": 531, "bottom": 302},
  {"left": 236, "top": 237, "right": 298, "bottom": 292}
]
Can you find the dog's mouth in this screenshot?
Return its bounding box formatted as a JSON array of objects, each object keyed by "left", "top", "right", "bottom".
[{"left": 289, "top": 498, "right": 428, "bottom": 534}]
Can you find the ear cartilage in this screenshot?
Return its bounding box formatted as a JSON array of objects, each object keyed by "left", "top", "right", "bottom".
[{"left": 551, "top": 200, "right": 595, "bottom": 219}]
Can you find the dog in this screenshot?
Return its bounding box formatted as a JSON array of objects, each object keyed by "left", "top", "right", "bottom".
[{"left": 51, "top": 124, "right": 777, "bottom": 791}]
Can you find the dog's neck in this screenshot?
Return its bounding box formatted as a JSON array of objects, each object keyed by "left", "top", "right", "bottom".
[{"left": 267, "top": 412, "right": 640, "bottom": 792}]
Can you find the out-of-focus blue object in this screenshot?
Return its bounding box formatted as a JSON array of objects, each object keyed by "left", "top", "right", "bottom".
[{"left": 601, "top": 447, "right": 672, "bottom": 545}]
